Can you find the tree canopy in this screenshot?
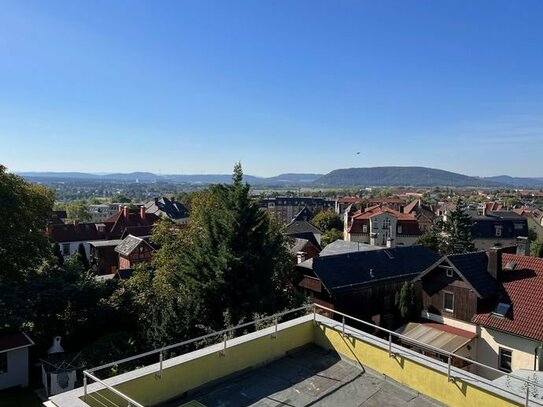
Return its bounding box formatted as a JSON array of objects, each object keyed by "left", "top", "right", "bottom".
[{"left": 0, "top": 165, "right": 55, "bottom": 282}]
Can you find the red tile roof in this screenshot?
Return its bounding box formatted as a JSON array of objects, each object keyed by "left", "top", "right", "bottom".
[
  {"left": 0, "top": 332, "right": 33, "bottom": 353},
  {"left": 472, "top": 254, "right": 543, "bottom": 342}
]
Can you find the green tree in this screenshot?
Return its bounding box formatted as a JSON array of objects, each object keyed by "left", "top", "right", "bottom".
[
  {"left": 394, "top": 282, "right": 419, "bottom": 321},
  {"left": 441, "top": 199, "right": 475, "bottom": 255},
  {"left": 52, "top": 242, "right": 64, "bottom": 266},
  {"left": 310, "top": 210, "right": 342, "bottom": 232},
  {"left": 528, "top": 228, "right": 538, "bottom": 243},
  {"left": 532, "top": 238, "right": 543, "bottom": 258},
  {"left": 66, "top": 200, "right": 92, "bottom": 222},
  {"left": 177, "top": 163, "right": 299, "bottom": 329},
  {"left": 321, "top": 229, "right": 344, "bottom": 247},
  {"left": 0, "top": 165, "right": 55, "bottom": 282},
  {"left": 416, "top": 220, "right": 444, "bottom": 253},
  {"left": 77, "top": 243, "right": 90, "bottom": 271}
]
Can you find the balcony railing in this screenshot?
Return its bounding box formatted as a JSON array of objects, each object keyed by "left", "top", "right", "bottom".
[{"left": 74, "top": 303, "right": 543, "bottom": 407}]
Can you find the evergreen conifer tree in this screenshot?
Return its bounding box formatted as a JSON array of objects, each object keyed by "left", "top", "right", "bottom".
[
  {"left": 177, "top": 163, "right": 298, "bottom": 329},
  {"left": 441, "top": 198, "right": 475, "bottom": 254},
  {"left": 52, "top": 242, "right": 64, "bottom": 266},
  {"left": 77, "top": 243, "right": 90, "bottom": 271}
]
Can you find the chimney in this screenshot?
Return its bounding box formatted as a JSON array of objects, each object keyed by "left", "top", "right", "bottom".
[
  {"left": 386, "top": 237, "right": 395, "bottom": 248},
  {"left": 487, "top": 248, "right": 502, "bottom": 279},
  {"left": 47, "top": 336, "right": 65, "bottom": 355},
  {"left": 296, "top": 251, "right": 306, "bottom": 264},
  {"left": 123, "top": 205, "right": 129, "bottom": 218},
  {"left": 140, "top": 205, "right": 146, "bottom": 220},
  {"left": 516, "top": 236, "right": 530, "bottom": 256}
]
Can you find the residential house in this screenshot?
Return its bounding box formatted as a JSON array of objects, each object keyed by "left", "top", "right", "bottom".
[
  {"left": 290, "top": 238, "right": 321, "bottom": 264},
  {"left": 285, "top": 208, "right": 322, "bottom": 245},
  {"left": 0, "top": 332, "right": 34, "bottom": 391},
  {"left": 414, "top": 243, "right": 543, "bottom": 379},
  {"left": 260, "top": 197, "right": 334, "bottom": 224},
  {"left": 48, "top": 206, "right": 159, "bottom": 260},
  {"left": 344, "top": 206, "right": 422, "bottom": 247},
  {"left": 88, "top": 239, "right": 123, "bottom": 275},
  {"left": 403, "top": 199, "right": 437, "bottom": 232},
  {"left": 143, "top": 196, "right": 189, "bottom": 225},
  {"left": 114, "top": 235, "right": 154, "bottom": 270},
  {"left": 88, "top": 203, "right": 122, "bottom": 223},
  {"left": 296, "top": 245, "right": 440, "bottom": 327},
  {"left": 334, "top": 197, "right": 406, "bottom": 215},
  {"left": 471, "top": 211, "right": 529, "bottom": 251}
]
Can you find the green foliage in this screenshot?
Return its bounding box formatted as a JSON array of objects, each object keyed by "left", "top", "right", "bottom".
[
  {"left": 0, "top": 165, "right": 55, "bottom": 282},
  {"left": 65, "top": 200, "right": 92, "bottom": 222},
  {"left": 394, "top": 282, "right": 419, "bottom": 321},
  {"left": 532, "top": 238, "right": 543, "bottom": 258},
  {"left": 321, "top": 228, "right": 344, "bottom": 247},
  {"left": 52, "top": 242, "right": 64, "bottom": 266},
  {"left": 310, "top": 210, "right": 342, "bottom": 232},
  {"left": 77, "top": 243, "right": 90, "bottom": 271},
  {"left": 528, "top": 228, "right": 538, "bottom": 242},
  {"left": 440, "top": 199, "right": 475, "bottom": 254},
  {"left": 416, "top": 220, "right": 444, "bottom": 253}
]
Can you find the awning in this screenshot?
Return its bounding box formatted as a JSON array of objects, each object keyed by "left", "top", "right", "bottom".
[{"left": 395, "top": 322, "right": 476, "bottom": 353}]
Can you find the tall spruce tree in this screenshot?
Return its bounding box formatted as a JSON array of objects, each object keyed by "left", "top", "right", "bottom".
[
  {"left": 177, "top": 163, "right": 298, "bottom": 329},
  {"left": 441, "top": 198, "right": 475, "bottom": 254}
]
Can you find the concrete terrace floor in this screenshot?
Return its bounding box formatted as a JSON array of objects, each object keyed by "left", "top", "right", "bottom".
[{"left": 161, "top": 346, "right": 444, "bottom": 407}]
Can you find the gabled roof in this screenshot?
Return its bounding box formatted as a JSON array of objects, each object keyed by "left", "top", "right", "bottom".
[
  {"left": 472, "top": 254, "right": 543, "bottom": 342},
  {"left": 292, "top": 207, "right": 314, "bottom": 222},
  {"left": 0, "top": 332, "right": 34, "bottom": 353},
  {"left": 114, "top": 235, "right": 153, "bottom": 257},
  {"left": 309, "top": 245, "right": 440, "bottom": 294},
  {"left": 48, "top": 222, "right": 112, "bottom": 243},
  {"left": 287, "top": 231, "right": 321, "bottom": 251},
  {"left": 415, "top": 251, "right": 500, "bottom": 299},
  {"left": 144, "top": 197, "right": 189, "bottom": 221},
  {"left": 285, "top": 220, "right": 322, "bottom": 236},
  {"left": 319, "top": 240, "right": 384, "bottom": 256}
]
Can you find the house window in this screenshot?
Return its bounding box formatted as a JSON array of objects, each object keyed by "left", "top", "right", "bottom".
[
  {"left": 495, "top": 226, "right": 503, "bottom": 237},
  {"left": 397, "top": 225, "right": 403, "bottom": 234},
  {"left": 443, "top": 291, "right": 454, "bottom": 312},
  {"left": 499, "top": 348, "right": 512, "bottom": 372},
  {"left": 514, "top": 223, "right": 524, "bottom": 230},
  {"left": 383, "top": 218, "right": 391, "bottom": 229},
  {"left": 362, "top": 225, "right": 368, "bottom": 233},
  {"left": 373, "top": 221, "right": 379, "bottom": 230},
  {"left": 0, "top": 353, "right": 7, "bottom": 374},
  {"left": 446, "top": 268, "right": 454, "bottom": 278},
  {"left": 62, "top": 243, "right": 70, "bottom": 256}
]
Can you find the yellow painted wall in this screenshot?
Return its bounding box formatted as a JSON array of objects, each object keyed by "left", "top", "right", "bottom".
[
  {"left": 82, "top": 320, "right": 314, "bottom": 407},
  {"left": 314, "top": 323, "right": 521, "bottom": 407}
]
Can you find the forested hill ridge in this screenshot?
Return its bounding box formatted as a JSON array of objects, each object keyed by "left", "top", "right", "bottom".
[
  {"left": 313, "top": 166, "right": 537, "bottom": 188},
  {"left": 16, "top": 167, "right": 543, "bottom": 188}
]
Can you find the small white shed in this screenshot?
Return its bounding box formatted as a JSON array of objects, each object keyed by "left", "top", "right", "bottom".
[{"left": 0, "top": 332, "right": 34, "bottom": 391}]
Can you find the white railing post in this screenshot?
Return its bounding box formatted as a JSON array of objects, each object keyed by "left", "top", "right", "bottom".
[
  {"left": 83, "top": 373, "right": 87, "bottom": 401},
  {"left": 447, "top": 355, "right": 454, "bottom": 382},
  {"left": 313, "top": 303, "right": 316, "bottom": 324},
  {"left": 155, "top": 351, "right": 163, "bottom": 379},
  {"left": 342, "top": 316, "right": 345, "bottom": 336},
  {"left": 526, "top": 383, "right": 530, "bottom": 406},
  {"left": 388, "top": 333, "right": 393, "bottom": 357},
  {"left": 220, "top": 334, "right": 227, "bottom": 356}
]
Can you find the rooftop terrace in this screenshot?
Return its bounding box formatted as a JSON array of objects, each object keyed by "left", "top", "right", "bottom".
[{"left": 45, "top": 304, "right": 543, "bottom": 407}]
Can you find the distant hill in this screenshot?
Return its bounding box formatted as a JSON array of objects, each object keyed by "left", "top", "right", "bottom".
[
  {"left": 313, "top": 167, "right": 504, "bottom": 188},
  {"left": 16, "top": 171, "right": 321, "bottom": 185},
  {"left": 16, "top": 168, "right": 543, "bottom": 188},
  {"left": 483, "top": 175, "right": 543, "bottom": 188}
]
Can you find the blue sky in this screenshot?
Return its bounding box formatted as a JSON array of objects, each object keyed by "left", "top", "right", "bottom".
[{"left": 1, "top": 1, "right": 542, "bottom": 177}]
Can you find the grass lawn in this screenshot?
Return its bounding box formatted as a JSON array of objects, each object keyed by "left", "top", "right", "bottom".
[{"left": 0, "top": 387, "right": 43, "bottom": 407}]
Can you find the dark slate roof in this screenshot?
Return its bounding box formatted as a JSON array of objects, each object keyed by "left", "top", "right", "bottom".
[
  {"left": 311, "top": 245, "right": 440, "bottom": 294},
  {"left": 292, "top": 207, "right": 314, "bottom": 222},
  {"left": 471, "top": 212, "right": 528, "bottom": 239},
  {"left": 144, "top": 197, "right": 189, "bottom": 221},
  {"left": 0, "top": 332, "right": 34, "bottom": 353},
  {"left": 446, "top": 252, "right": 500, "bottom": 298},
  {"left": 114, "top": 235, "right": 152, "bottom": 257},
  {"left": 286, "top": 231, "right": 321, "bottom": 251},
  {"left": 319, "top": 240, "right": 385, "bottom": 257},
  {"left": 290, "top": 238, "right": 310, "bottom": 255},
  {"left": 285, "top": 220, "right": 322, "bottom": 236}
]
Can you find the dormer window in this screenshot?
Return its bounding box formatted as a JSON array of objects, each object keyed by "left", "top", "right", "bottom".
[
  {"left": 446, "top": 268, "right": 454, "bottom": 278},
  {"left": 495, "top": 225, "right": 503, "bottom": 237},
  {"left": 492, "top": 302, "right": 511, "bottom": 318}
]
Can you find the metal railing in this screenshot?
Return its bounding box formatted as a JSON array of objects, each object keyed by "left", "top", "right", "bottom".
[
  {"left": 81, "top": 302, "right": 543, "bottom": 407},
  {"left": 82, "top": 304, "right": 309, "bottom": 405},
  {"left": 313, "top": 303, "right": 543, "bottom": 407}
]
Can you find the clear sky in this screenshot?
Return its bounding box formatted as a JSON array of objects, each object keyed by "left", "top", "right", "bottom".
[{"left": 1, "top": 1, "right": 542, "bottom": 177}]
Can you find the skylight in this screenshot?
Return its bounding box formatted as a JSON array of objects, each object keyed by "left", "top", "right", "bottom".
[{"left": 492, "top": 302, "right": 511, "bottom": 317}]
